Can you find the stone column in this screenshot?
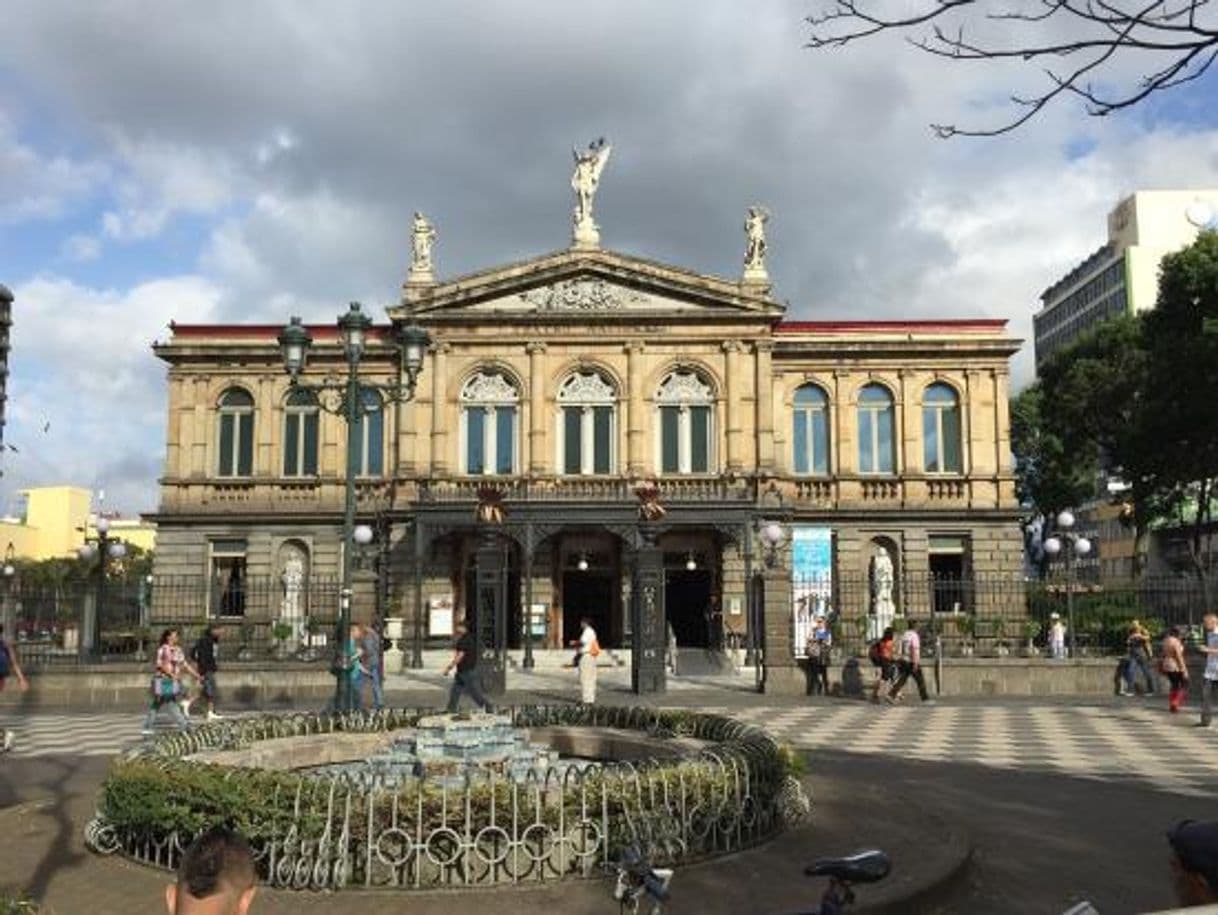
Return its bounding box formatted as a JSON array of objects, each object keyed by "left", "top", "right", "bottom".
[
  {"left": 429, "top": 342, "right": 451, "bottom": 475},
  {"left": 192, "top": 376, "right": 210, "bottom": 477},
  {"left": 625, "top": 341, "right": 647, "bottom": 475},
  {"left": 833, "top": 370, "right": 853, "bottom": 475},
  {"left": 527, "top": 342, "right": 547, "bottom": 474},
  {"left": 761, "top": 565, "right": 803, "bottom": 695},
  {"left": 754, "top": 341, "right": 775, "bottom": 472},
  {"left": 722, "top": 340, "right": 744, "bottom": 472},
  {"left": 899, "top": 369, "right": 919, "bottom": 476}
]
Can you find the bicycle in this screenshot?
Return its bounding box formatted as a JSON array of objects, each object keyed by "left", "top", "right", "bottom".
[
  {"left": 794, "top": 849, "right": 891, "bottom": 915},
  {"left": 609, "top": 844, "right": 673, "bottom": 915}
]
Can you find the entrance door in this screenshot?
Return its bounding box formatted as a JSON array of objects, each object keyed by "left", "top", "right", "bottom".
[
  {"left": 664, "top": 570, "right": 713, "bottom": 648},
  {"left": 562, "top": 572, "right": 614, "bottom": 648}
]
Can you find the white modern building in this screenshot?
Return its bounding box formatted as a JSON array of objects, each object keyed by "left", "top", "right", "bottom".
[{"left": 1033, "top": 190, "right": 1218, "bottom": 368}]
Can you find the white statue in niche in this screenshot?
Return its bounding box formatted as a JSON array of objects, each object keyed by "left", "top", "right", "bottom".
[
  {"left": 409, "top": 211, "right": 437, "bottom": 279},
  {"left": 869, "top": 545, "right": 896, "bottom": 638},
  {"left": 743, "top": 205, "right": 770, "bottom": 278},
  {"left": 281, "top": 552, "right": 305, "bottom": 627},
  {"left": 571, "top": 137, "right": 612, "bottom": 247}
]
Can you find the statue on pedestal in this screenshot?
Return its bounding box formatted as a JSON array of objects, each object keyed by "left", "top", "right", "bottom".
[
  {"left": 571, "top": 138, "right": 612, "bottom": 248},
  {"left": 281, "top": 552, "right": 305, "bottom": 647},
  {"left": 743, "top": 206, "right": 770, "bottom": 282},
  {"left": 869, "top": 545, "right": 896, "bottom": 639},
  {"left": 409, "top": 211, "right": 437, "bottom": 281}
]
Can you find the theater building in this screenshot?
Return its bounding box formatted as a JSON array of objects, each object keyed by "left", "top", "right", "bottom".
[{"left": 147, "top": 173, "right": 1022, "bottom": 690}]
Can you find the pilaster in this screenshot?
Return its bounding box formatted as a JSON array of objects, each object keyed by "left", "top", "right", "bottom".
[
  {"left": 754, "top": 340, "right": 775, "bottom": 472},
  {"left": 722, "top": 340, "right": 744, "bottom": 471},
  {"left": 429, "top": 342, "right": 451, "bottom": 475},
  {"left": 625, "top": 341, "right": 646, "bottom": 475},
  {"left": 527, "top": 342, "right": 548, "bottom": 474}
]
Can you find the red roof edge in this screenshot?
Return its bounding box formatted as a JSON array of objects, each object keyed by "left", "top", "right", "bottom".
[{"left": 774, "top": 319, "right": 1008, "bottom": 334}]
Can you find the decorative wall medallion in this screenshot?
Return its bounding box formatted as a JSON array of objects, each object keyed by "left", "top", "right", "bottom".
[{"left": 519, "top": 279, "right": 644, "bottom": 311}]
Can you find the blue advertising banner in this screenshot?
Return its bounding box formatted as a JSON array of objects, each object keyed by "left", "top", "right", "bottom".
[{"left": 791, "top": 526, "right": 834, "bottom": 658}]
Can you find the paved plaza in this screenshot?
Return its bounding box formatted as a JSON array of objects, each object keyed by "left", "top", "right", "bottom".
[{"left": 2, "top": 681, "right": 1217, "bottom": 914}]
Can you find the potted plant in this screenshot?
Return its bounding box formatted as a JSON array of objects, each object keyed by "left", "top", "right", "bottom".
[
  {"left": 271, "top": 621, "right": 293, "bottom": 659},
  {"left": 993, "top": 617, "right": 1010, "bottom": 656},
  {"left": 236, "top": 621, "right": 255, "bottom": 660},
  {"left": 956, "top": 614, "right": 975, "bottom": 657},
  {"left": 1023, "top": 619, "right": 1041, "bottom": 657}
]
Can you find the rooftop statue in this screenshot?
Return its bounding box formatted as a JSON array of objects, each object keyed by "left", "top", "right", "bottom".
[{"left": 571, "top": 137, "right": 611, "bottom": 248}]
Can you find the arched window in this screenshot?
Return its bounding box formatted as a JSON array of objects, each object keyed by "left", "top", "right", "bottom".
[
  {"left": 557, "top": 370, "right": 616, "bottom": 475},
  {"left": 792, "top": 383, "right": 830, "bottom": 475},
  {"left": 460, "top": 370, "right": 519, "bottom": 475},
  {"left": 217, "top": 388, "right": 254, "bottom": 477},
  {"left": 923, "top": 382, "right": 962, "bottom": 473},
  {"left": 352, "top": 388, "right": 384, "bottom": 476},
  {"left": 656, "top": 370, "right": 714, "bottom": 474},
  {"left": 857, "top": 383, "right": 895, "bottom": 474},
  {"left": 282, "top": 389, "right": 319, "bottom": 477}
]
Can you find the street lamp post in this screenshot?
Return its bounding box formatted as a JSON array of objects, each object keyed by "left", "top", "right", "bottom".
[
  {"left": 78, "top": 517, "right": 127, "bottom": 659},
  {"left": 3, "top": 543, "right": 16, "bottom": 641},
  {"left": 753, "top": 520, "right": 787, "bottom": 692},
  {"left": 278, "top": 303, "right": 430, "bottom": 713},
  {"left": 1042, "top": 509, "right": 1093, "bottom": 659}
]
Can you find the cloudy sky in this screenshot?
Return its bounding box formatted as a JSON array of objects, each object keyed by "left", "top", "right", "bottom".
[{"left": 2, "top": 1, "right": 1217, "bottom": 515}]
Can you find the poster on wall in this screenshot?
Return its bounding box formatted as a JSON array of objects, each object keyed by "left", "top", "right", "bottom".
[
  {"left": 428, "top": 595, "right": 455, "bottom": 637},
  {"left": 791, "top": 526, "right": 834, "bottom": 658}
]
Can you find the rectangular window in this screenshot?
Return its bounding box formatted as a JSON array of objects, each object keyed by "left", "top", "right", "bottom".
[
  {"left": 495, "top": 406, "right": 515, "bottom": 475},
  {"left": 593, "top": 406, "right": 612, "bottom": 474},
  {"left": 876, "top": 409, "right": 894, "bottom": 473},
  {"left": 922, "top": 406, "right": 940, "bottom": 472},
  {"left": 942, "top": 407, "right": 961, "bottom": 472},
  {"left": 859, "top": 412, "right": 875, "bottom": 473},
  {"left": 303, "top": 412, "right": 320, "bottom": 475},
  {"left": 219, "top": 414, "right": 235, "bottom": 476},
  {"left": 237, "top": 413, "right": 253, "bottom": 476},
  {"left": 364, "top": 412, "right": 382, "bottom": 476},
  {"left": 661, "top": 407, "right": 679, "bottom": 473},
  {"left": 690, "top": 406, "right": 710, "bottom": 472},
  {"left": 467, "top": 408, "right": 485, "bottom": 474},
  {"left": 811, "top": 409, "right": 828, "bottom": 474},
  {"left": 563, "top": 407, "right": 582, "bottom": 474},
  {"left": 284, "top": 414, "right": 300, "bottom": 475},
  {"left": 793, "top": 410, "right": 809, "bottom": 474}
]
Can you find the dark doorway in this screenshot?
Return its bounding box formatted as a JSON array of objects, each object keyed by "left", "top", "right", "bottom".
[
  {"left": 562, "top": 572, "right": 614, "bottom": 647},
  {"left": 929, "top": 553, "right": 970, "bottom": 615},
  {"left": 665, "top": 570, "right": 713, "bottom": 647}
]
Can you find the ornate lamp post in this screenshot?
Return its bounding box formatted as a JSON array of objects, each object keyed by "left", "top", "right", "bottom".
[
  {"left": 1042, "top": 509, "right": 1092, "bottom": 659},
  {"left": 278, "top": 303, "right": 430, "bottom": 712},
  {"left": 751, "top": 520, "right": 787, "bottom": 690},
  {"left": 78, "top": 517, "right": 127, "bottom": 658},
  {"left": 2, "top": 542, "right": 16, "bottom": 640}
]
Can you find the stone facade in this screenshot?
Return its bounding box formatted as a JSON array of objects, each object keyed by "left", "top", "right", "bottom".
[{"left": 148, "top": 238, "right": 1022, "bottom": 667}]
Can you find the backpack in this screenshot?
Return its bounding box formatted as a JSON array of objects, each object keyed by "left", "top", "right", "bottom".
[
  {"left": 868, "top": 640, "right": 884, "bottom": 667},
  {"left": 0, "top": 639, "right": 10, "bottom": 678}
]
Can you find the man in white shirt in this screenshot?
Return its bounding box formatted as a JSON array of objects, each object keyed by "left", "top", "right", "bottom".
[
  {"left": 890, "top": 621, "right": 932, "bottom": 703},
  {"left": 1201, "top": 613, "right": 1218, "bottom": 728},
  {"left": 575, "top": 616, "right": 599, "bottom": 705}
]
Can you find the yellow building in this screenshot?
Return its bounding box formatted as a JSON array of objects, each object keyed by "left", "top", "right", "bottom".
[
  {"left": 0, "top": 485, "right": 156, "bottom": 560},
  {"left": 147, "top": 168, "right": 1024, "bottom": 693}
]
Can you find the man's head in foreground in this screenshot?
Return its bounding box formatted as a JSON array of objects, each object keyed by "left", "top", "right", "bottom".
[
  {"left": 165, "top": 826, "right": 257, "bottom": 914},
  {"left": 1168, "top": 819, "right": 1218, "bottom": 907}
]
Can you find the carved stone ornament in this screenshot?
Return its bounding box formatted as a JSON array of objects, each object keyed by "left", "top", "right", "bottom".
[
  {"left": 656, "top": 370, "right": 713, "bottom": 404},
  {"left": 519, "top": 278, "right": 643, "bottom": 312},
  {"left": 460, "top": 371, "right": 520, "bottom": 404},
  {"left": 557, "top": 371, "right": 616, "bottom": 403}
]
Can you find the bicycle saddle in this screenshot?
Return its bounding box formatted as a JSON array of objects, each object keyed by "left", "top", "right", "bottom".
[{"left": 804, "top": 850, "right": 891, "bottom": 883}]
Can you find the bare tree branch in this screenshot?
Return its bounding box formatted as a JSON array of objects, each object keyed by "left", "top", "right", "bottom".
[{"left": 805, "top": 0, "right": 1218, "bottom": 136}]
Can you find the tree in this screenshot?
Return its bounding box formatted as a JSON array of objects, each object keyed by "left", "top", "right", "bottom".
[
  {"left": 1137, "top": 230, "right": 1218, "bottom": 586},
  {"left": 806, "top": 0, "right": 1218, "bottom": 137}
]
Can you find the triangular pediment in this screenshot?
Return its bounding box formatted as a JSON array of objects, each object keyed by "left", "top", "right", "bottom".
[{"left": 389, "top": 248, "right": 784, "bottom": 322}]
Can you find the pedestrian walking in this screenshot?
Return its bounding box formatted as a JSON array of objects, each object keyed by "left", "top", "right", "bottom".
[
  {"left": 1200, "top": 613, "right": 1218, "bottom": 728},
  {"left": 359, "top": 619, "right": 384, "bottom": 711},
  {"left": 869, "top": 626, "right": 896, "bottom": 703},
  {"left": 805, "top": 614, "right": 832, "bottom": 696},
  {"left": 0, "top": 624, "right": 29, "bottom": 753},
  {"left": 343, "top": 623, "right": 364, "bottom": 712},
  {"left": 890, "top": 621, "right": 932, "bottom": 704},
  {"left": 164, "top": 825, "right": 258, "bottom": 915},
  {"left": 573, "top": 616, "right": 600, "bottom": 705},
  {"left": 1160, "top": 626, "right": 1189, "bottom": 714},
  {"left": 1049, "top": 613, "right": 1067, "bottom": 660},
  {"left": 142, "top": 628, "right": 195, "bottom": 735},
  {"left": 189, "top": 625, "right": 224, "bottom": 721},
  {"left": 1122, "top": 619, "right": 1156, "bottom": 696},
  {"left": 443, "top": 618, "right": 492, "bottom": 713}
]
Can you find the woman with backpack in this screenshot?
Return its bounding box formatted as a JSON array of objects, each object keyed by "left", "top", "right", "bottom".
[{"left": 870, "top": 626, "right": 896, "bottom": 703}]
